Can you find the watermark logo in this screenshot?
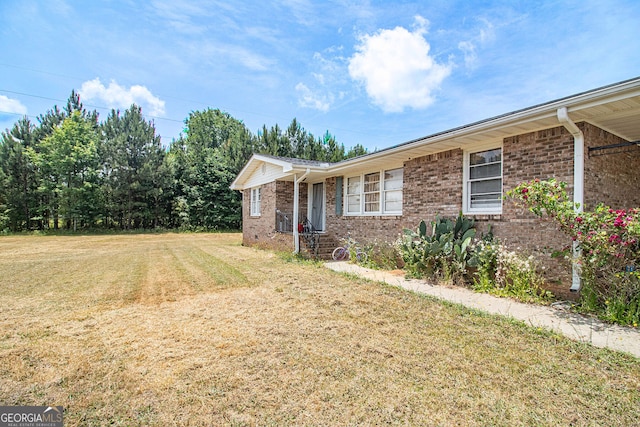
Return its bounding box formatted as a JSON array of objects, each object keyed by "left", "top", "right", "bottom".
[{"left": 0, "top": 406, "right": 63, "bottom": 427}]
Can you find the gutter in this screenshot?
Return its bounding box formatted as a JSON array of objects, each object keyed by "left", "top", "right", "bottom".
[
  {"left": 292, "top": 168, "right": 310, "bottom": 254},
  {"left": 557, "top": 107, "right": 584, "bottom": 292}
]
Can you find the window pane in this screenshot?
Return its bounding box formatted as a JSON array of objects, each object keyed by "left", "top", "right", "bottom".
[
  {"left": 347, "top": 194, "right": 360, "bottom": 213},
  {"left": 384, "top": 190, "right": 402, "bottom": 212},
  {"left": 471, "top": 193, "right": 502, "bottom": 209},
  {"left": 364, "top": 172, "right": 380, "bottom": 193},
  {"left": 470, "top": 149, "right": 501, "bottom": 166},
  {"left": 469, "top": 163, "right": 501, "bottom": 179},
  {"left": 470, "top": 179, "right": 502, "bottom": 194},
  {"left": 384, "top": 168, "right": 403, "bottom": 190},
  {"left": 347, "top": 176, "right": 360, "bottom": 194},
  {"left": 364, "top": 192, "right": 380, "bottom": 212}
]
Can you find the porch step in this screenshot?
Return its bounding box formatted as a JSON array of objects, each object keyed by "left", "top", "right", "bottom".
[{"left": 300, "top": 233, "right": 340, "bottom": 260}]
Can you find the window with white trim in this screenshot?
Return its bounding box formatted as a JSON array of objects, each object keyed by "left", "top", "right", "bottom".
[
  {"left": 346, "top": 176, "right": 361, "bottom": 214},
  {"left": 383, "top": 168, "right": 403, "bottom": 212},
  {"left": 466, "top": 148, "right": 502, "bottom": 213},
  {"left": 364, "top": 172, "right": 380, "bottom": 212},
  {"left": 346, "top": 168, "right": 403, "bottom": 215},
  {"left": 250, "top": 186, "right": 261, "bottom": 216}
]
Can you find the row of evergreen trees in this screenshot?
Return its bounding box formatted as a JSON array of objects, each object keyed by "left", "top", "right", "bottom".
[{"left": 0, "top": 91, "right": 367, "bottom": 232}]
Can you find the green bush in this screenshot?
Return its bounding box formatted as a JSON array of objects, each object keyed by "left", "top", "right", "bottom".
[
  {"left": 361, "top": 239, "right": 403, "bottom": 270},
  {"left": 472, "top": 239, "right": 553, "bottom": 303}
]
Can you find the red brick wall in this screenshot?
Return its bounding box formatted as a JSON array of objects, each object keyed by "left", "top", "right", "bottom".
[
  {"left": 402, "top": 149, "right": 464, "bottom": 228},
  {"left": 274, "top": 181, "right": 308, "bottom": 220},
  {"left": 498, "top": 125, "right": 576, "bottom": 287},
  {"left": 323, "top": 176, "right": 404, "bottom": 244},
  {"left": 242, "top": 181, "right": 292, "bottom": 252},
  {"left": 500, "top": 126, "right": 575, "bottom": 246},
  {"left": 583, "top": 122, "right": 640, "bottom": 209}
]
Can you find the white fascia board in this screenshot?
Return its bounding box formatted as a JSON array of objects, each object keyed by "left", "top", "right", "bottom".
[
  {"left": 230, "top": 154, "right": 296, "bottom": 190},
  {"left": 252, "top": 154, "right": 295, "bottom": 171}
]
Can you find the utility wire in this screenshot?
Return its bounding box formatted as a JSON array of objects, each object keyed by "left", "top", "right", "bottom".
[{"left": 0, "top": 89, "right": 183, "bottom": 124}]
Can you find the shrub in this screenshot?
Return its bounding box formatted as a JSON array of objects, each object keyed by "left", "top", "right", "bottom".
[
  {"left": 508, "top": 178, "right": 640, "bottom": 326},
  {"left": 361, "top": 239, "right": 403, "bottom": 270},
  {"left": 472, "top": 239, "right": 553, "bottom": 303}
]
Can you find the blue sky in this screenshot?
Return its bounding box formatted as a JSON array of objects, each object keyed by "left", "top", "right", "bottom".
[{"left": 1, "top": 0, "right": 639, "bottom": 151}]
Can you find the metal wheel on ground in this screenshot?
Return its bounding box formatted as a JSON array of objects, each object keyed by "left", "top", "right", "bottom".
[{"left": 332, "top": 247, "right": 349, "bottom": 261}]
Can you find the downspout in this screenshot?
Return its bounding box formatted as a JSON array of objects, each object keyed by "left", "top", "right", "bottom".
[
  {"left": 292, "top": 168, "right": 310, "bottom": 254},
  {"left": 557, "top": 107, "right": 584, "bottom": 292}
]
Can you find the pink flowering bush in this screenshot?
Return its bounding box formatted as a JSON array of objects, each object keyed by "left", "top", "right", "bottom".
[{"left": 508, "top": 179, "right": 640, "bottom": 326}]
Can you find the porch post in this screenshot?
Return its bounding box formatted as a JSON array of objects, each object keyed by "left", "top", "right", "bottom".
[
  {"left": 292, "top": 169, "right": 310, "bottom": 254},
  {"left": 293, "top": 174, "right": 300, "bottom": 253}
]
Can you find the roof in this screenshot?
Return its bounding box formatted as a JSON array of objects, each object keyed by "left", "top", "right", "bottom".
[
  {"left": 255, "top": 154, "right": 333, "bottom": 168},
  {"left": 231, "top": 76, "right": 640, "bottom": 190}
]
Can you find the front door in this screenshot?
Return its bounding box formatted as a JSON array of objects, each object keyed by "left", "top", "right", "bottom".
[{"left": 311, "top": 182, "right": 324, "bottom": 231}]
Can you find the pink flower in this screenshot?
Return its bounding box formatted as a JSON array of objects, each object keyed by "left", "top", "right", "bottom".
[{"left": 576, "top": 217, "right": 583, "bottom": 223}]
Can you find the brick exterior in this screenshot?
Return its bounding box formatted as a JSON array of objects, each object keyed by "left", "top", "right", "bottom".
[
  {"left": 242, "top": 180, "right": 308, "bottom": 253},
  {"left": 324, "top": 176, "right": 404, "bottom": 244},
  {"left": 583, "top": 122, "right": 640, "bottom": 209},
  {"left": 242, "top": 181, "right": 288, "bottom": 251},
  {"left": 241, "top": 122, "right": 640, "bottom": 296},
  {"left": 402, "top": 149, "right": 464, "bottom": 228}
]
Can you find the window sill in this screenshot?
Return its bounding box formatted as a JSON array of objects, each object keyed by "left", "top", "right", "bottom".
[
  {"left": 464, "top": 211, "right": 502, "bottom": 215},
  {"left": 344, "top": 213, "right": 403, "bottom": 218}
]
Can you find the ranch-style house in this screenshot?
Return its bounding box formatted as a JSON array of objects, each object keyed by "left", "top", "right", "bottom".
[{"left": 231, "top": 77, "right": 640, "bottom": 295}]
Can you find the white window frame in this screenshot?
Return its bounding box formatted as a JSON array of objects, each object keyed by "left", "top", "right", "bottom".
[
  {"left": 344, "top": 168, "right": 403, "bottom": 216},
  {"left": 250, "top": 186, "right": 261, "bottom": 217},
  {"left": 346, "top": 175, "right": 362, "bottom": 215},
  {"left": 463, "top": 145, "right": 503, "bottom": 214}
]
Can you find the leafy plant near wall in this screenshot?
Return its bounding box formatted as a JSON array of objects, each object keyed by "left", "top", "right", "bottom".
[
  {"left": 399, "top": 212, "right": 476, "bottom": 284},
  {"left": 471, "top": 236, "right": 553, "bottom": 303},
  {"left": 508, "top": 178, "right": 640, "bottom": 326},
  {"left": 359, "top": 239, "right": 404, "bottom": 270}
]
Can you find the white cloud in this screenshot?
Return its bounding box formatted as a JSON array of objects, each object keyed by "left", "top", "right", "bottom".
[
  {"left": 457, "top": 18, "right": 496, "bottom": 71},
  {"left": 348, "top": 16, "right": 452, "bottom": 112},
  {"left": 0, "top": 95, "right": 28, "bottom": 115},
  {"left": 79, "top": 78, "right": 165, "bottom": 116},
  {"left": 295, "top": 47, "right": 349, "bottom": 112},
  {"left": 295, "top": 83, "right": 332, "bottom": 112},
  {"left": 458, "top": 40, "right": 478, "bottom": 69}
]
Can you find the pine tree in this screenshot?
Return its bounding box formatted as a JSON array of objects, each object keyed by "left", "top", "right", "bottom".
[
  {"left": 100, "top": 105, "right": 169, "bottom": 229},
  {"left": 0, "top": 117, "right": 39, "bottom": 230}
]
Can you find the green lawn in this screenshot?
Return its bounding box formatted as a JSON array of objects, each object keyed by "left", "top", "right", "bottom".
[{"left": 1, "top": 233, "right": 638, "bottom": 426}]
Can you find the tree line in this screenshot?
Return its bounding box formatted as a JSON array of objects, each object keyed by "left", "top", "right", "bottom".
[{"left": 0, "top": 91, "right": 367, "bottom": 232}]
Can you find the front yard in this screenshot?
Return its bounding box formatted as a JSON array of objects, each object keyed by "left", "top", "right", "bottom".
[{"left": 0, "top": 233, "right": 638, "bottom": 426}]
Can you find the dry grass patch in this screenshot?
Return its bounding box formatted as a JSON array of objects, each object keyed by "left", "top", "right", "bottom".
[{"left": 0, "top": 233, "right": 639, "bottom": 426}]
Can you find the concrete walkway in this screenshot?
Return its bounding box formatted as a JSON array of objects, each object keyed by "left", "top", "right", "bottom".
[{"left": 325, "top": 261, "right": 640, "bottom": 359}]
